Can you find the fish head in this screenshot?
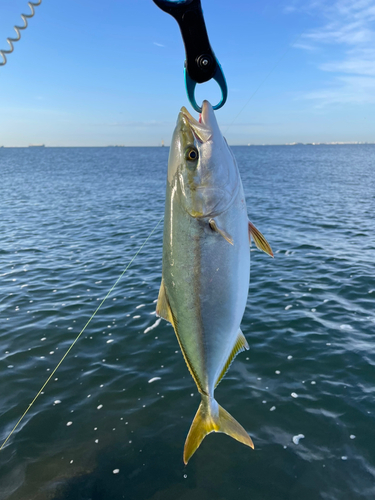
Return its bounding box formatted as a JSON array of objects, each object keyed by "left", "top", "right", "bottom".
[{"left": 168, "top": 100, "right": 239, "bottom": 218}]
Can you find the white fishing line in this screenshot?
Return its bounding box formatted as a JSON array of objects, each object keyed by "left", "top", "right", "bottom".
[
  {"left": 0, "top": 216, "right": 163, "bottom": 451},
  {"left": 224, "top": 30, "right": 306, "bottom": 134}
]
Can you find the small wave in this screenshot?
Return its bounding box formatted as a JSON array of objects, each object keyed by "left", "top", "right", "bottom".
[
  {"left": 148, "top": 377, "right": 161, "bottom": 383},
  {"left": 144, "top": 318, "right": 161, "bottom": 334}
]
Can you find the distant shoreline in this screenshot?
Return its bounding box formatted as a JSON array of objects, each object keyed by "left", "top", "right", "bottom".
[{"left": 1, "top": 143, "right": 374, "bottom": 149}]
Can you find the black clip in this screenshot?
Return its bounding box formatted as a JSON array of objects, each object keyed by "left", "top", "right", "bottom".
[{"left": 153, "top": 0, "right": 227, "bottom": 112}]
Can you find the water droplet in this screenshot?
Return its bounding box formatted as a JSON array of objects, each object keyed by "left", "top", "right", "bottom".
[
  {"left": 340, "top": 324, "right": 353, "bottom": 331},
  {"left": 292, "top": 434, "right": 304, "bottom": 445},
  {"left": 148, "top": 377, "right": 161, "bottom": 384}
]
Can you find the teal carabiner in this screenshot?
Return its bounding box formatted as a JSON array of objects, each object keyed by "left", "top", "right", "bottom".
[
  {"left": 153, "top": 0, "right": 228, "bottom": 112},
  {"left": 184, "top": 60, "right": 227, "bottom": 113}
]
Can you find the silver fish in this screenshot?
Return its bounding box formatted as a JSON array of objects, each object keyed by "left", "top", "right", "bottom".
[{"left": 157, "top": 100, "right": 273, "bottom": 464}]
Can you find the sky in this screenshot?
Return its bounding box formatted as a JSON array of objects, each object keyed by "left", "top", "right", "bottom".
[{"left": 0, "top": 0, "right": 375, "bottom": 146}]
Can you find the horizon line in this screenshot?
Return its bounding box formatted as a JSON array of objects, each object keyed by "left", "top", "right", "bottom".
[{"left": 1, "top": 142, "right": 375, "bottom": 149}]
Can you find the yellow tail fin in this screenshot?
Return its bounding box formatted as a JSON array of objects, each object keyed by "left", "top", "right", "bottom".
[{"left": 183, "top": 395, "right": 254, "bottom": 464}]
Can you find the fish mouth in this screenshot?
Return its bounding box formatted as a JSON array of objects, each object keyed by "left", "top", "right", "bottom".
[{"left": 179, "top": 102, "right": 212, "bottom": 143}]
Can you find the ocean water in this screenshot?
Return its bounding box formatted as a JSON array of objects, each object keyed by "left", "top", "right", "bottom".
[{"left": 0, "top": 145, "right": 374, "bottom": 500}]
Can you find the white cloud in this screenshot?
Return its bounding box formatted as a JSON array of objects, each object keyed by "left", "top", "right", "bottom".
[
  {"left": 304, "top": 75, "right": 375, "bottom": 105},
  {"left": 291, "top": 0, "right": 375, "bottom": 105},
  {"left": 293, "top": 42, "right": 317, "bottom": 51},
  {"left": 320, "top": 49, "right": 375, "bottom": 76}
]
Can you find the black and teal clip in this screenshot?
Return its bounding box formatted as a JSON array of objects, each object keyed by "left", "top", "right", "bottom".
[{"left": 152, "top": 0, "right": 228, "bottom": 113}]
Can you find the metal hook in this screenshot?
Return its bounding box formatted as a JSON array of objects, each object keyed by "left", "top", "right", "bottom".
[{"left": 153, "top": 0, "right": 228, "bottom": 111}]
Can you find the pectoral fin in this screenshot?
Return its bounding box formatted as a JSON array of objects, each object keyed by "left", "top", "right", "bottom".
[
  {"left": 248, "top": 221, "right": 274, "bottom": 257},
  {"left": 209, "top": 218, "right": 233, "bottom": 245}
]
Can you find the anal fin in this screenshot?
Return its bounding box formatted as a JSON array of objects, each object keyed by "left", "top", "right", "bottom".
[
  {"left": 248, "top": 220, "right": 274, "bottom": 257},
  {"left": 215, "top": 329, "right": 249, "bottom": 388}
]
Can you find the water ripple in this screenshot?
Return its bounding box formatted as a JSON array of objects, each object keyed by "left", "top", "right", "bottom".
[{"left": 0, "top": 146, "right": 374, "bottom": 500}]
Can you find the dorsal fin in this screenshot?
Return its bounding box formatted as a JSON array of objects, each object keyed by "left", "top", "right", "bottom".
[{"left": 215, "top": 329, "right": 249, "bottom": 388}]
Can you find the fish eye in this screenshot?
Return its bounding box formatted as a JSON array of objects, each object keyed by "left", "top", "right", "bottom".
[{"left": 185, "top": 147, "right": 199, "bottom": 162}]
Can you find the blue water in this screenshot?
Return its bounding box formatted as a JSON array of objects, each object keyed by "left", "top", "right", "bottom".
[{"left": 0, "top": 145, "right": 374, "bottom": 500}]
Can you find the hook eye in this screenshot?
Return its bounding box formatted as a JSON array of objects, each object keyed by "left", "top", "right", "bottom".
[{"left": 184, "top": 62, "right": 228, "bottom": 113}]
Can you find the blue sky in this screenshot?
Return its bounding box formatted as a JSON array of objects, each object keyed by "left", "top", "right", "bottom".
[{"left": 0, "top": 0, "right": 375, "bottom": 146}]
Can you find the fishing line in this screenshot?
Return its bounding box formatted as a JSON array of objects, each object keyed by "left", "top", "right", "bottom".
[
  {"left": 224, "top": 29, "right": 306, "bottom": 134},
  {"left": 0, "top": 216, "right": 163, "bottom": 451}
]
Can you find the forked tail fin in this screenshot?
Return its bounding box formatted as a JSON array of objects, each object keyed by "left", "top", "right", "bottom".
[{"left": 183, "top": 395, "right": 254, "bottom": 464}]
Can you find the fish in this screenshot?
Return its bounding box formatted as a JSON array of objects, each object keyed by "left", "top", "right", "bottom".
[{"left": 156, "top": 100, "right": 273, "bottom": 464}]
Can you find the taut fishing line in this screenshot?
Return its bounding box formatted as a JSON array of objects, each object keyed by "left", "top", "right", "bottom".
[
  {"left": 1, "top": 11, "right": 304, "bottom": 452},
  {"left": 0, "top": 216, "right": 163, "bottom": 451},
  {"left": 224, "top": 29, "right": 306, "bottom": 134}
]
